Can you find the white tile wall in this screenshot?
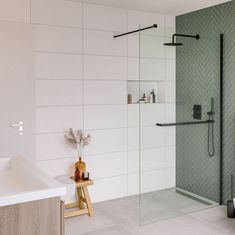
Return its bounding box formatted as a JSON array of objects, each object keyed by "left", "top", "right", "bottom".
[
  {"left": 128, "top": 173, "right": 139, "bottom": 196},
  {"left": 85, "top": 152, "right": 127, "bottom": 179},
  {"left": 36, "top": 106, "right": 83, "bottom": 133},
  {"left": 31, "top": 0, "right": 83, "bottom": 28},
  {"left": 128, "top": 58, "right": 139, "bottom": 80},
  {"left": 140, "top": 58, "right": 165, "bottom": 81},
  {"left": 37, "top": 157, "right": 76, "bottom": 177},
  {"left": 84, "top": 4, "right": 127, "bottom": 32},
  {"left": 84, "top": 30, "right": 127, "bottom": 56},
  {"left": 35, "top": 25, "right": 83, "bottom": 53},
  {"left": 36, "top": 80, "right": 83, "bottom": 106},
  {"left": 141, "top": 169, "right": 166, "bottom": 193},
  {"left": 84, "top": 105, "right": 127, "bottom": 130},
  {"left": 84, "top": 80, "right": 127, "bottom": 105},
  {"left": 128, "top": 150, "right": 139, "bottom": 174},
  {"left": 35, "top": 52, "right": 83, "bottom": 79},
  {"left": 36, "top": 133, "right": 76, "bottom": 160},
  {"left": 128, "top": 10, "right": 165, "bottom": 36},
  {"left": 84, "top": 55, "right": 127, "bottom": 80},
  {"left": 29, "top": 2, "right": 176, "bottom": 202},
  {"left": 85, "top": 129, "right": 127, "bottom": 155},
  {"left": 89, "top": 175, "right": 127, "bottom": 202}
]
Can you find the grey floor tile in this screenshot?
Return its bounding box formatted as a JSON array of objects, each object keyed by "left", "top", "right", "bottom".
[
  {"left": 65, "top": 206, "right": 116, "bottom": 235},
  {"left": 80, "top": 225, "right": 132, "bottom": 235}
]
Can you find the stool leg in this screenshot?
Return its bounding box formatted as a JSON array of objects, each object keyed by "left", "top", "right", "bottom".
[
  {"left": 83, "top": 186, "right": 94, "bottom": 217},
  {"left": 77, "top": 187, "right": 85, "bottom": 209}
]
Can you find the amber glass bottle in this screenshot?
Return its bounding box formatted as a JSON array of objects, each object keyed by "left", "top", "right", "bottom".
[
  {"left": 75, "top": 167, "right": 80, "bottom": 182},
  {"left": 75, "top": 157, "right": 86, "bottom": 180}
]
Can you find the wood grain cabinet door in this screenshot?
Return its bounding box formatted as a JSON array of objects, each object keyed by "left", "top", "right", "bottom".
[{"left": 0, "top": 198, "right": 61, "bottom": 235}]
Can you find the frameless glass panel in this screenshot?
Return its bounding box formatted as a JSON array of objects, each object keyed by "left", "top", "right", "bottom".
[{"left": 139, "top": 23, "right": 220, "bottom": 225}]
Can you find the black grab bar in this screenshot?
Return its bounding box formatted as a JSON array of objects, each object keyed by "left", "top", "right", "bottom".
[{"left": 156, "top": 120, "right": 214, "bottom": 127}]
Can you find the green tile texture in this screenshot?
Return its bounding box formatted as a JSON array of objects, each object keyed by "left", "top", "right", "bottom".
[{"left": 176, "top": 1, "right": 235, "bottom": 203}]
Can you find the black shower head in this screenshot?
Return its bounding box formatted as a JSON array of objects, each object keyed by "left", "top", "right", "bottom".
[
  {"left": 163, "top": 33, "right": 199, "bottom": 46},
  {"left": 164, "top": 42, "right": 183, "bottom": 46}
]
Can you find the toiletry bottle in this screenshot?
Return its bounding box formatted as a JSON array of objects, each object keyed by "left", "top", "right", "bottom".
[
  {"left": 151, "top": 89, "right": 156, "bottom": 103},
  {"left": 150, "top": 91, "right": 153, "bottom": 103},
  {"left": 128, "top": 94, "right": 132, "bottom": 104},
  {"left": 143, "top": 93, "right": 147, "bottom": 103},
  {"left": 75, "top": 167, "right": 80, "bottom": 182}
]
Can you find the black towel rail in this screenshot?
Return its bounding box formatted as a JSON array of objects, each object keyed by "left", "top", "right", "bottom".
[{"left": 156, "top": 120, "right": 214, "bottom": 127}]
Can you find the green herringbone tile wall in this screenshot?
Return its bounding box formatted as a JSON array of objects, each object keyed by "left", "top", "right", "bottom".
[{"left": 176, "top": 1, "right": 235, "bottom": 204}]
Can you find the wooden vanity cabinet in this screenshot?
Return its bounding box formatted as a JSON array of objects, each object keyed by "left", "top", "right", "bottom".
[{"left": 0, "top": 197, "right": 64, "bottom": 235}]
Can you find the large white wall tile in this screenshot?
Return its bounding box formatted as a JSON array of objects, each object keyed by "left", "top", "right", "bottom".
[
  {"left": 141, "top": 126, "right": 165, "bottom": 149},
  {"left": 89, "top": 176, "right": 127, "bottom": 203},
  {"left": 0, "top": 0, "right": 30, "bottom": 23},
  {"left": 141, "top": 148, "right": 165, "bottom": 172},
  {"left": 128, "top": 34, "right": 139, "bottom": 57},
  {"left": 84, "top": 81, "right": 127, "bottom": 105},
  {"left": 128, "top": 58, "right": 139, "bottom": 80},
  {"left": 37, "top": 157, "right": 76, "bottom": 177},
  {"left": 84, "top": 4, "right": 127, "bottom": 32},
  {"left": 85, "top": 152, "right": 127, "bottom": 179},
  {"left": 128, "top": 127, "right": 139, "bottom": 151},
  {"left": 165, "top": 16, "right": 175, "bottom": 37},
  {"left": 128, "top": 10, "right": 165, "bottom": 36},
  {"left": 35, "top": 52, "right": 82, "bottom": 79},
  {"left": 140, "top": 103, "right": 165, "bottom": 126},
  {"left": 31, "top": 0, "right": 82, "bottom": 28},
  {"left": 84, "top": 30, "right": 127, "bottom": 56},
  {"left": 166, "top": 167, "right": 176, "bottom": 188},
  {"left": 128, "top": 173, "right": 139, "bottom": 196},
  {"left": 141, "top": 169, "right": 165, "bottom": 193},
  {"left": 84, "top": 105, "right": 127, "bottom": 130},
  {"left": 165, "top": 40, "right": 176, "bottom": 59},
  {"left": 35, "top": 25, "right": 82, "bottom": 53},
  {"left": 128, "top": 104, "right": 139, "bottom": 127},
  {"left": 140, "top": 35, "right": 165, "bottom": 58},
  {"left": 165, "top": 81, "right": 176, "bottom": 102},
  {"left": 36, "top": 133, "right": 76, "bottom": 160},
  {"left": 84, "top": 55, "right": 127, "bottom": 80},
  {"left": 128, "top": 150, "right": 139, "bottom": 174},
  {"left": 165, "top": 146, "right": 176, "bottom": 168},
  {"left": 85, "top": 129, "right": 127, "bottom": 155},
  {"left": 36, "top": 106, "right": 83, "bottom": 133},
  {"left": 36, "top": 80, "right": 83, "bottom": 106},
  {"left": 165, "top": 127, "right": 176, "bottom": 146},
  {"left": 140, "top": 58, "right": 165, "bottom": 81},
  {"left": 166, "top": 60, "right": 176, "bottom": 81},
  {"left": 165, "top": 103, "right": 176, "bottom": 123}
]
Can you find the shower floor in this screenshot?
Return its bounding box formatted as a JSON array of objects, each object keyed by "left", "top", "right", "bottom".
[
  {"left": 65, "top": 188, "right": 219, "bottom": 235},
  {"left": 140, "top": 187, "right": 218, "bottom": 224}
]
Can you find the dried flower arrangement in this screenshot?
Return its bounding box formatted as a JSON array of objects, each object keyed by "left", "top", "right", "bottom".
[{"left": 65, "top": 128, "right": 91, "bottom": 159}]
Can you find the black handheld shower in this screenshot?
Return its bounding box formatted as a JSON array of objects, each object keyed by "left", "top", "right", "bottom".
[{"left": 207, "top": 98, "right": 215, "bottom": 157}]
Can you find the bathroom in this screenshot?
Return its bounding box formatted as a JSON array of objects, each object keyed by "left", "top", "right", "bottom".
[{"left": 0, "top": 0, "right": 234, "bottom": 234}]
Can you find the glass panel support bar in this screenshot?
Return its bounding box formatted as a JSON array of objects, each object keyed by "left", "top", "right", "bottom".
[{"left": 113, "top": 24, "right": 157, "bottom": 38}]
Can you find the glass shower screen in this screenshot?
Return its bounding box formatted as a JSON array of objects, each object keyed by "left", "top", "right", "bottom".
[{"left": 138, "top": 26, "right": 221, "bottom": 224}]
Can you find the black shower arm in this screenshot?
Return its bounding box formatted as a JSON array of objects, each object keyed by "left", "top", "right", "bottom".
[{"left": 172, "top": 33, "right": 199, "bottom": 42}]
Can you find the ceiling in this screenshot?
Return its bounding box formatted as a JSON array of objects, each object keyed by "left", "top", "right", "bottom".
[{"left": 72, "top": 0, "right": 231, "bottom": 16}]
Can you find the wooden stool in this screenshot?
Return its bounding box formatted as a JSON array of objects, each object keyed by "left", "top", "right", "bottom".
[{"left": 64, "top": 179, "right": 94, "bottom": 218}]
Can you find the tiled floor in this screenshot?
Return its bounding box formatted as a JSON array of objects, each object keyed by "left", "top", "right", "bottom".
[{"left": 65, "top": 191, "right": 235, "bottom": 235}]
